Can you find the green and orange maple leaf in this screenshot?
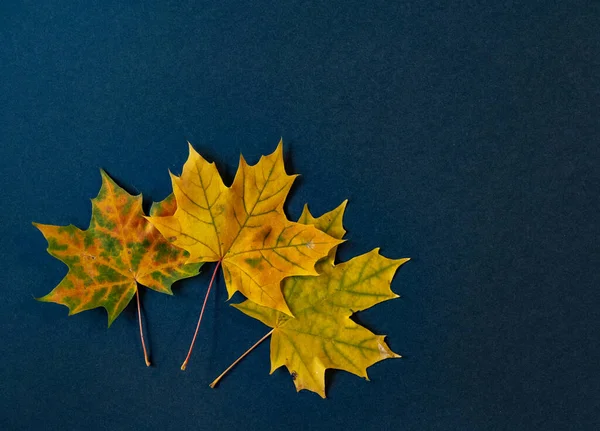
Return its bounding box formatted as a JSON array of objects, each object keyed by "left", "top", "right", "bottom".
[
  {"left": 218, "top": 201, "right": 409, "bottom": 397},
  {"left": 34, "top": 171, "right": 202, "bottom": 364}
]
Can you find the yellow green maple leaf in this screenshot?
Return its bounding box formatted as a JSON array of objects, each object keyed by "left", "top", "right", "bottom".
[
  {"left": 34, "top": 171, "right": 202, "bottom": 363},
  {"left": 227, "top": 201, "right": 409, "bottom": 397},
  {"left": 146, "top": 140, "right": 343, "bottom": 315}
]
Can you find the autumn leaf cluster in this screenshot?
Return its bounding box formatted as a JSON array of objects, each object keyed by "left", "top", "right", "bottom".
[{"left": 34, "top": 140, "right": 409, "bottom": 397}]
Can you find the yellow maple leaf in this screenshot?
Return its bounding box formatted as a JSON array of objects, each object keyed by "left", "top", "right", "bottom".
[
  {"left": 146, "top": 140, "right": 343, "bottom": 315},
  {"left": 217, "top": 201, "right": 409, "bottom": 397}
]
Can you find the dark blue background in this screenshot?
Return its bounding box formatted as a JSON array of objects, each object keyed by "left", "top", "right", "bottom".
[{"left": 1, "top": 1, "right": 599, "bottom": 429}]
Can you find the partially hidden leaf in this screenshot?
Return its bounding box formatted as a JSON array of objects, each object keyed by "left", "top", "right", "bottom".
[
  {"left": 34, "top": 171, "right": 202, "bottom": 326},
  {"left": 232, "top": 201, "right": 409, "bottom": 397},
  {"left": 147, "top": 140, "right": 343, "bottom": 315}
]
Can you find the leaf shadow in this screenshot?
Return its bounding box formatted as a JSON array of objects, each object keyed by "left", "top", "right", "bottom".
[
  {"left": 281, "top": 138, "right": 304, "bottom": 219},
  {"left": 208, "top": 271, "right": 227, "bottom": 367},
  {"left": 349, "top": 312, "right": 383, "bottom": 337},
  {"left": 158, "top": 262, "right": 224, "bottom": 369},
  {"left": 165, "top": 273, "right": 211, "bottom": 351},
  {"left": 324, "top": 369, "right": 342, "bottom": 397},
  {"left": 82, "top": 306, "right": 109, "bottom": 326}
]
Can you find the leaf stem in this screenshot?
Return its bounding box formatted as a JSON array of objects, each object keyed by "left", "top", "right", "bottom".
[
  {"left": 181, "top": 259, "right": 222, "bottom": 371},
  {"left": 209, "top": 328, "right": 274, "bottom": 388},
  {"left": 136, "top": 289, "right": 151, "bottom": 367}
]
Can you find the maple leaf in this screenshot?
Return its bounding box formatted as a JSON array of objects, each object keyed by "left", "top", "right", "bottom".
[
  {"left": 213, "top": 201, "right": 409, "bottom": 397},
  {"left": 147, "top": 140, "right": 342, "bottom": 315},
  {"left": 147, "top": 141, "right": 343, "bottom": 370},
  {"left": 34, "top": 171, "right": 202, "bottom": 365}
]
